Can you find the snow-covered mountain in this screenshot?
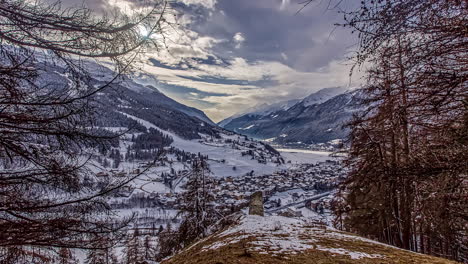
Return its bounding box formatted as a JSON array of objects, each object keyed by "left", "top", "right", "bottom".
[
  {"left": 219, "top": 87, "right": 362, "bottom": 145},
  {"left": 37, "top": 59, "right": 286, "bottom": 181},
  {"left": 302, "top": 86, "right": 347, "bottom": 106},
  {"left": 218, "top": 98, "right": 300, "bottom": 127}
]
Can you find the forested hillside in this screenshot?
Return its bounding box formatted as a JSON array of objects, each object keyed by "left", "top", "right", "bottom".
[{"left": 329, "top": 0, "right": 467, "bottom": 262}]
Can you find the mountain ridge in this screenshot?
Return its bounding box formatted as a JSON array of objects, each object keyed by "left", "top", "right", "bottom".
[{"left": 219, "top": 87, "right": 362, "bottom": 145}]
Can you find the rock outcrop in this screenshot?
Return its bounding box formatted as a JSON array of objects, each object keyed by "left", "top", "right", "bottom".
[{"left": 248, "top": 191, "right": 264, "bottom": 216}]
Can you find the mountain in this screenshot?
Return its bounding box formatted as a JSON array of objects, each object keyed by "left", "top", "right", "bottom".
[
  {"left": 302, "top": 86, "right": 347, "bottom": 106},
  {"left": 219, "top": 87, "right": 361, "bottom": 145},
  {"left": 38, "top": 60, "right": 285, "bottom": 180},
  {"left": 94, "top": 78, "right": 219, "bottom": 140},
  {"left": 162, "top": 215, "right": 456, "bottom": 264},
  {"left": 130, "top": 72, "right": 216, "bottom": 125},
  {"left": 82, "top": 61, "right": 216, "bottom": 126},
  {"left": 218, "top": 98, "right": 300, "bottom": 127},
  {"left": 40, "top": 62, "right": 217, "bottom": 140}
]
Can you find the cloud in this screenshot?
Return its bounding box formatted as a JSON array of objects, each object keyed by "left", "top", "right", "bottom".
[
  {"left": 129, "top": 0, "right": 362, "bottom": 122},
  {"left": 280, "top": 0, "right": 291, "bottom": 11},
  {"left": 233, "top": 32, "right": 246, "bottom": 49},
  {"left": 281, "top": 52, "right": 288, "bottom": 61},
  {"left": 198, "top": 58, "right": 362, "bottom": 121},
  {"left": 44, "top": 0, "right": 361, "bottom": 122},
  {"left": 139, "top": 53, "right": 363, "bottom": 122},
  {"left": 178, "top": 0, "right": 217, "bottom": 10}
]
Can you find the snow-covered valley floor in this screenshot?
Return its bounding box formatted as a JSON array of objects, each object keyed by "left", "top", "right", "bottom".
[{"left": 277, "top": 148, "right": 334, "bottom": 164}]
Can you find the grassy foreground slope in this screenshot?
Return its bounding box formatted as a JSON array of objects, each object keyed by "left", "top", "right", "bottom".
[{"left": 163, "top": 215, "right": 458, "bottom": 264}]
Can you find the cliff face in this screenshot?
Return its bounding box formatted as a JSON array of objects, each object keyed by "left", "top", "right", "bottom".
[{"left": 163, "top": 215, "right": 457, "bottom": 264}]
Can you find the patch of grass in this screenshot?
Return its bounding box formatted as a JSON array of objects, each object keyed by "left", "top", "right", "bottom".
[{"left": 162, "top": 220, "right": 458, "bottom": 264}]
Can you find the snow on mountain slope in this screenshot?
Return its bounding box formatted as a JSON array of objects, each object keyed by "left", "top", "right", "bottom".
[
  {"left": 221, "top": 88, "right": 362, "bottom": 145},
  {"left": 121, "top": 113, "right": 285, "bottom": 178},
  {"left": 163, "top": 215, "right": 457, "bottom": 264},
  {"left": 218, "top": 99, "right": 301, "bottom": 127},
  {"left": 219, "top": 87, "right": 346, "bottom": 128},
  {"left": 245, "top": 99, "right": 302, "bottom": 117},
  {"left": 302, "top": 86, "right": 347, "bottom": 107},
  {"left": 130, "top": 72, "right": 216, "bottom": 125}
]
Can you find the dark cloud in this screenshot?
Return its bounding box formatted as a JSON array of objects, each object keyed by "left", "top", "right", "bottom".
[{"left": 188, "top": 0, "right": 358, "bottom": 72}]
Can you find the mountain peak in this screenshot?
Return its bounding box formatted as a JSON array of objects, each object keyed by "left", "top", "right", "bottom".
[
  {"left": 302, "top": 87, "right": 348, "bottom": 107},
  {"left": 219, "top": 86, "right": 360, "bottom": 144}
]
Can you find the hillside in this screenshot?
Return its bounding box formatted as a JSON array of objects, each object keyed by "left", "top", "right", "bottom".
[
  {"left": 218, "top": 99, "right": 302, "bottom": 128},
  {"left": 163, "top": 215, "right": 458, "bottom": 264},
  {"left": 220, "top": 87, "right": 362, "bottom": 145},
  {"left": 34, "top": 58, "right": 291, "bottom": 219}
]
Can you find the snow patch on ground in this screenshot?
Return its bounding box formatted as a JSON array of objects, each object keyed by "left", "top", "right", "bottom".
[
  {"left": 202, "top": 215, "right": 394, "bottom": 259},
  {"left": 315, "top": 246, "right": 383, "bottom": 259},
  {"left": 120, "top": 112, "right": 287, "bottom": 178},
  {"left": 203, "top": 215, "right": 315, "bottom": 254},
  {"left": 239, "top": 124, "right": 255, "bottom": 130},
  {"left": 277, "top": 149, "right": 333, "bottom": 164}
]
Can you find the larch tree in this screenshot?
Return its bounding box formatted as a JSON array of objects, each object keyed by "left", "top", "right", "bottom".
[
  {"left": 157, "top": 157, "right": 223, "bottom": 260},
  {"left": 84, "top": 234, "right": 118, "bottom": 264},
  {"left": 177, "top": 158, "right": 221, "bottom": 245},
  {"left": 307, "top": 0, "right": 468, "bottom": 261},
  {"left": 124, "top": 228, "right": 146, "bottom": 264},
  {"left": 0, "top": 0, "right": 170, "bottom": 261},
  {"left": 57, "top": 248, "right": 78, "bottom": 264}
]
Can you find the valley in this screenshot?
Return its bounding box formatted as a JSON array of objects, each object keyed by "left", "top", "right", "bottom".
[
  {"left": 6, "top": 56, "right": 357, "bottom": 263},
  {"left": 83, "top": 97, "right": 347, "bottom": 262},
  {"left": 48, "top": 59, "right": 352, "bottom": 262},
  {"left": 99, "top": 119, "right": 344, "bottom": 226},
  {"left": 2, "top": 0, "right": 465, "bottom": 262}
]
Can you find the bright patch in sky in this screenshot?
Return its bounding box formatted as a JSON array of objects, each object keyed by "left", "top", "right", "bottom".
[
  {"left": 233, "top": 32, "right": 246, "bottom": 49},
  {"left": 280, "top": 0, "right": 291, "bottom": 10},
  {"left": 52, "top": 0, "right": 361, "bottom": 122}
]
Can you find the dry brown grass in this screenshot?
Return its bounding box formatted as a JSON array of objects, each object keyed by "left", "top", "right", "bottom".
[{"left": 162, "top": 219, "right": 458, "bottom": 264}]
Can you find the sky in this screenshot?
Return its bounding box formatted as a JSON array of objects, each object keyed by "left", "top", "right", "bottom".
[{"left": 54, "top": 0, "right": 363, "bottom": 122}]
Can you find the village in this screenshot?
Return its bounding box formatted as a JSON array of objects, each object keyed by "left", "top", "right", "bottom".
[
  {"left": 105, "top": 157, "right": 346, "bottom": 226},
  {"left": 207, "top": 159, "right": 346, "bottom": 215}
]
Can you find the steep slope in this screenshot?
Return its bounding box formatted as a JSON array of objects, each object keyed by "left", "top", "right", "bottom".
[
  {"left": 39, "top": 61, "right": 217, "bottom": 139},
  {"left": 301, "top": 86, "right": 347, "bottom": 106},
  {"left": 85, "top": 60, "right": 216, "bottom": 126},
  {"left": 221, "top": 88, "right": 361, "bottom": 145},
  {"left": 94, "top": 79, "right": 219, "bottom": 140},
  {"left": 163, "top": 215, "right": 457, "bottom": 264},
  {"left": 218, "top": 99, "right": 301, "bottom": 128},
  {"left": 38, "top": 60, "right": 285, "bottom": 180}
]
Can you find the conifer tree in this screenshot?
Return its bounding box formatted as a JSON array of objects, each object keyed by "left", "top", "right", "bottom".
[
  {"left": 57, "top": 248, "right": 78, "bottom": 264},
  {"left": 177, "top": 158, "right": 220, "bottom": 246},
  {"left": 156, "top": 158, "right": 223, "bottom": 260},
  {"left": 85, "top": 235, "right": 117, "bottom": 264},
  {"left": 319, "top": 0, "right": 468, "bottom": 261},
  {"left": 124, "top": 228, "right": 146, "bottom": 264},
  {"left": 143, "top": 235, "right": 157, "bottom": 261}
]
